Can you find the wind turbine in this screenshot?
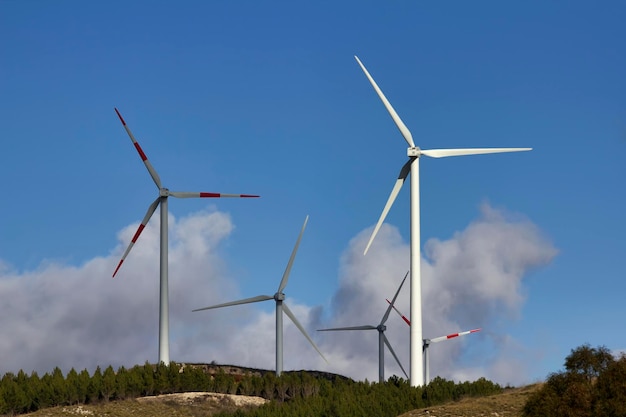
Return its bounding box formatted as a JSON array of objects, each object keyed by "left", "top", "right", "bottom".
[
  {"left": 113, "top": 108, "right": 259, "bottom": 365},
  {"left": 355, "top": 55, "right": 530, "bottom": 386},
  {"left": 318, "top": 271, "right": 410, "bottom": 383},
  {"left": 386, "top": 299, "right": 481, "bottom": 383},
  {"left": 193, "top": 215, "right": 326, "bottom": 376}
]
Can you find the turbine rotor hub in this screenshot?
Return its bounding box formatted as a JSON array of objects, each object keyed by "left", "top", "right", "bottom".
[
  {"left": 378, "top": 324, "right": 386, "bottom": 332},
  {"left": 159, "top": 188, "right": 169, "bottom": 197},
  {"left": 274, "top": 292, "right": 285, "bottom": 301},
  {"left": 407, "top": 147, "right": 421, "bottom": 157}
]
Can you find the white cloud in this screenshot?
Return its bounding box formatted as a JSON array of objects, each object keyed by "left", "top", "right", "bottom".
[
  {"left": 0, "top": 208, "right": 237, "bottom": 375},
  {"left": 314, "top": 203, "right": 557, "bottom": 385},
  {"left": 0, "top": 203, "right": 557, "bottom": 387}
]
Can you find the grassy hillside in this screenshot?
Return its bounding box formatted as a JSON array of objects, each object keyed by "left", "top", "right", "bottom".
[
  {"left": 20, "top": 382, "right": 542, "bottom": 417},
  {"left": 400, "top": 384, "right": 541, "bottom": 417}
]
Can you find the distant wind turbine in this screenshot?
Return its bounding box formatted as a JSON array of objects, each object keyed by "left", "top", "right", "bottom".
[
  {"left": 193, "top": 216, "right": 326, "bottom": 376},
  {"left": 318, "top": 271, "right": 410, "bottom": 383},
  {"left": 113, "top": 108, "right": 259, "bottom": 365},
  {"left": 355, "top": 55, "right": 530, "bottom": 386},
  {"left": 386, "top": 299, "right": 481, "bottom": 383}
]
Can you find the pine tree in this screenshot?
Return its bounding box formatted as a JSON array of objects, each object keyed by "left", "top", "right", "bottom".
[
  {"left": 87, "top": 366, "right": 103, "bottom": 403},
  {"left": 50, "top": 367, "right": 67, "bottom": 406},
  {"left": 77, "top": 369, "right": 91, "bottom": 404},
  {"left": 141, "top": 362, "right": 155, "bottom": 396},
  {"left": 101, "top": 365, "right": 116, "bottom": 401},
  {"left": 115, "top": 366, "right": 129, "bottom": 400},
  {"left": 65, "top": 368, "right": 80, "bottom": 405}
]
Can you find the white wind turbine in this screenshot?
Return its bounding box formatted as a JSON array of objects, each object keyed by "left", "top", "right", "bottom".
[
  {"left": 386, "top": 299, "right": 481, "bottom": 383},
  {"left": 355, "top": 55, "right": 531, "bottom": 386},
  {"left": 193, "top": 215, "right": 327, "bottom": 376},
  {"left": 318, "top": 271, "right": 409, "bottom": 383},
  {"left": 113, "top": 108, "right": 259, "bottom": 365}
]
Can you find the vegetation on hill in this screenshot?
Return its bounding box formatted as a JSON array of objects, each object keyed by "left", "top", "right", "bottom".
[
  {"left": 523, "top": 344, "right": 626, "bottom": 417},
  {"left": 0, "top": 361, "right": 503, "bottom": 417}
]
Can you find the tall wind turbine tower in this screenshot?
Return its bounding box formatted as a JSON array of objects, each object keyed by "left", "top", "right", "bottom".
[
  {"left": 194, "top": 216, "right": 327, "bottom": 376},
  {"left": 113, "top": 108, "right": 259, "bottom": 365},
  {"left": 355, "top": 56, "right": 531, "bottom": 386},
  {"left": 318, "top": 271, "right": 409, "bottom": 383}
]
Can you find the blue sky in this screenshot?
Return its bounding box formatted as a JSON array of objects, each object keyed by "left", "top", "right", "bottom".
[{"left": 1, "top": 1, "right": 624, "bottom": 385}]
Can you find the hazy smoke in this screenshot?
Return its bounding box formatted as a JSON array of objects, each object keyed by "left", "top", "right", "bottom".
[{"left": 0, "top": 203, "right": 556, "bottom": 385}]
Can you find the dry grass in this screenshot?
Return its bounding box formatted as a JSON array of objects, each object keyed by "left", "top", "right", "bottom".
[
  {"left": 399, "top": 384, "right": 542, "bottom": 417},
  {"left": 23, "top": 392, "right": 268, "bottom": 417}
]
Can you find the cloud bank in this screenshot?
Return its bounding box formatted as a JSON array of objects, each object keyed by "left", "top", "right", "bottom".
[{"left": 0, "top": 203, "right": 556, "bottom": 385}]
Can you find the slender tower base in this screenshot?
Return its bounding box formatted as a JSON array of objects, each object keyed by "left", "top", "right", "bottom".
[
  {"left": 159, "top": 195, "right": 170, "bottom": 365},
  {"left": 276, "top": 299, "right": 284, "bottom": 376},
  {"left": 409, "top": 156, "right": 424, "bottom": 387}
]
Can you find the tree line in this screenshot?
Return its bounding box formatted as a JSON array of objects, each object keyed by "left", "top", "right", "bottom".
[
  {"left": 0, "top": 361, "right": 503, "bottom": 416},
  {"left": 523, "top": 344, "right": 626, "bottom": 417}
]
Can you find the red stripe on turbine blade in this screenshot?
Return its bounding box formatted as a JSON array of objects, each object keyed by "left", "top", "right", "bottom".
[
  {"left": 114, "top": 108, "right": 126, "bottom": 125},
  {"left": 447, "top": 333, "right": 461, "bottom": 339},
  {"left": 131, "top": 224, "right": 146, "bottom": 243},
  {"left": 197, "top": 193, "right": 260, "bottom": 198},
  {"left": 133, "top": 143, "right": 148, "bottom": 161},
  {"left": 112, "top": 260, "right": 124, "bottom": 278}
]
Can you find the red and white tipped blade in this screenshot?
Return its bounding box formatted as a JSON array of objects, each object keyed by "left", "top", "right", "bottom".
[
  {"left": 420, "top": 148, "right": 532, "bottom": 159},
  {"left": 168, "top": 191, "right": 260, "bottom": 198},
  {"left": 386, "top": 298, "right": 411, "bottom": 326},
  {"left": 364, "top": 160, "right": 411, "bottom": 255},
  {"left": 382, "top": 270, "right": 409, "bottom": 325},
  {"left": 354, "top": 56, "right": 415, "bottom": 148},
  {"left": 114, "top": 108, "right": 163, "bottom": 189},
  {"left": 430, "top": 328, "right": 481, "bottom": 344},
  {"left": 112, "top": 197, "right": 161, "bottom": 278}
]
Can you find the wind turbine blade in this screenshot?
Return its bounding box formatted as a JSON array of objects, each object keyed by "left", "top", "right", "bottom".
[
  {"left": 282, "top": 303, "right": 328, "bottom": 363},
  {"left": 168, "top": 191, "right": 260, "bottom": 198},
  {"left": 277, "top": 215, "right": 308, "bottom": 293},
  {"left": 381, "top": 270, "right": 409, "bottom": 325},
  {"left": 386, "top": 299, "right": 411, "bottom": 326},
  {"left": 383, "top": 334, "right": 408, "bottom": 379},
  {"left": 430, "top": 328, "right": 481, "bottom": 343},
  {"left": 364, "top": 160, "right": 411, "bottom": 255},
  {"left": 420, "top": 148, "right": 532, "bottom": 158},
  {"left": 354, "top": 56, "right": 415, "bottom": 148},
  {"left": 114, "top": 108, "right": 163, "bottom": 189},
  {"left": 192, "top": 295, "right": 273, "bottom": 312},
  {"left": 317, "top": 325, "right": 377, "bottom": 331},
  {"left": 113, "top": 197, "right": 160, "bottom": 277}
]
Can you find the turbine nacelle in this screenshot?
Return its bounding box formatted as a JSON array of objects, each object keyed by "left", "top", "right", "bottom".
[{"left": 407, "top": 147, "right": 421, "bottom": 157}]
